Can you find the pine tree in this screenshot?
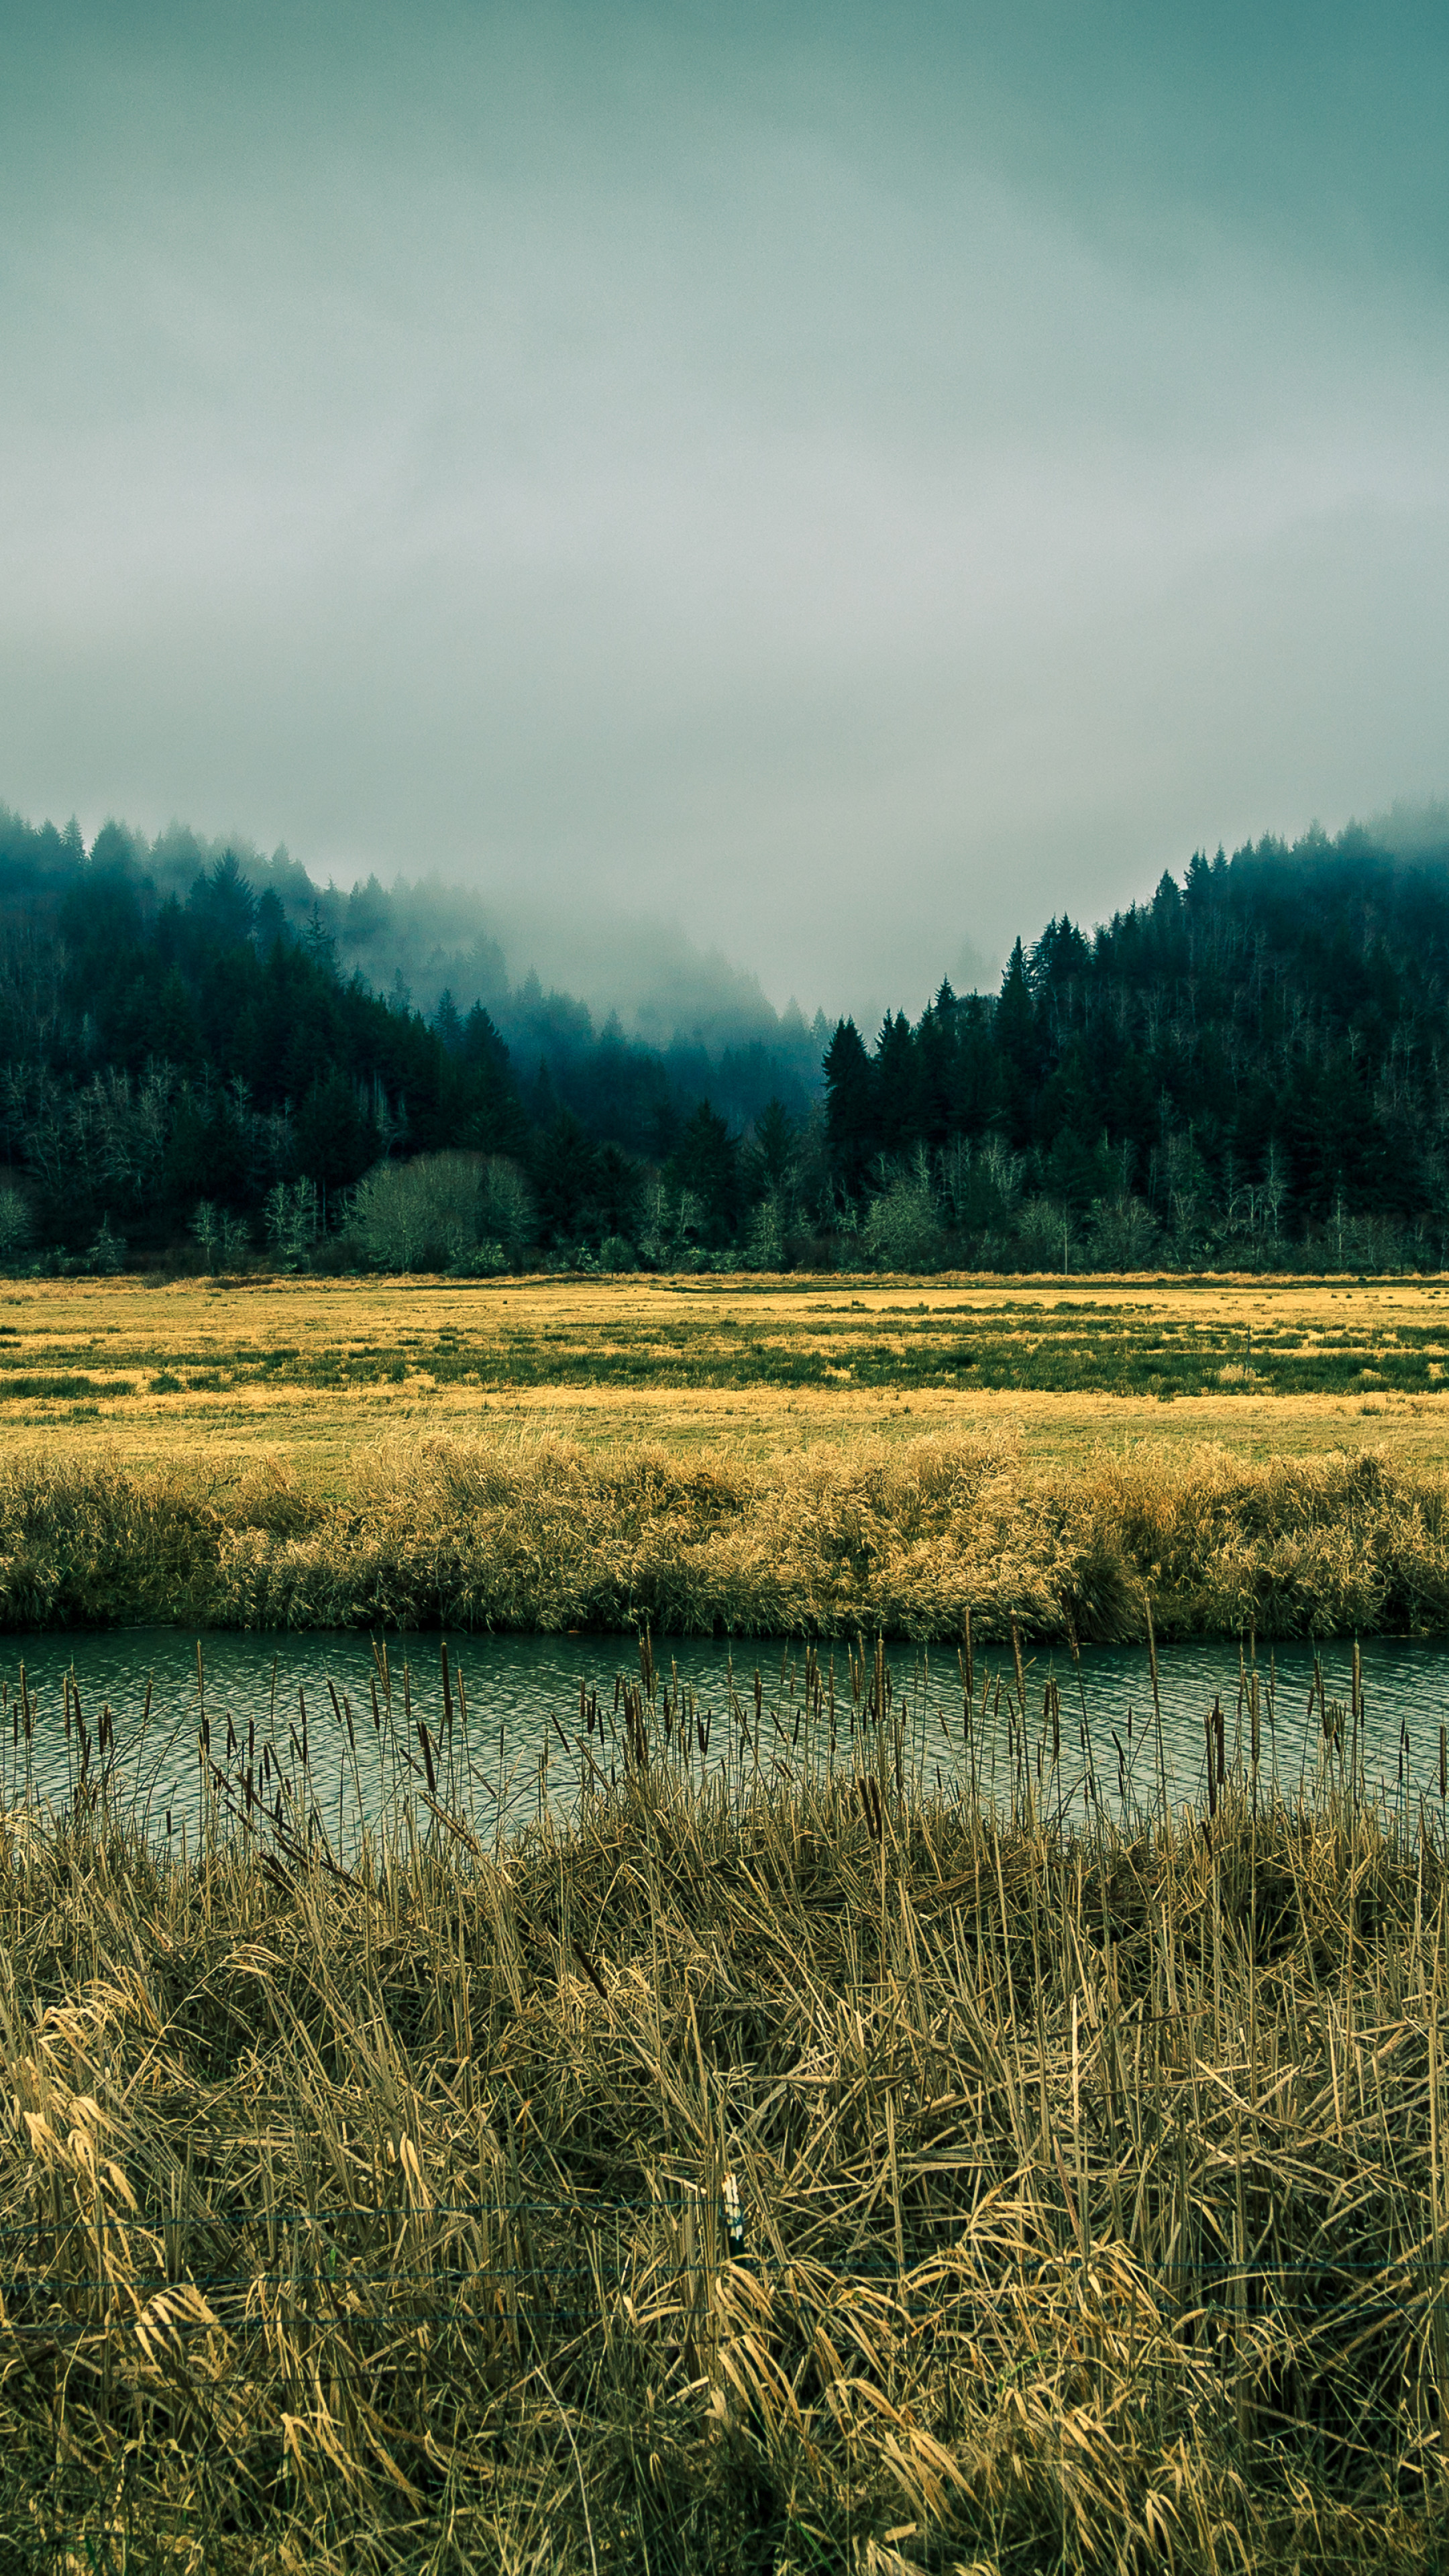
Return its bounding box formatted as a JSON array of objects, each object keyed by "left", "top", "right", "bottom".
[{"left": 823, "top": 1019, "right": 877, "bottom": 1193}]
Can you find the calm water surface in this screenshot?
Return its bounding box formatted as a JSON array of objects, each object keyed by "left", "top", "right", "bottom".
[{"left": 3, "top": 1626, "right": 1444, "bottom": 1847}]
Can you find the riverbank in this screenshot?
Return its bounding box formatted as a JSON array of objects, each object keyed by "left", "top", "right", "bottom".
[
  {"left": 1, "top": 1704, "right": 1444, "bottom": 2571},
  {"left": 5, "top": 1428, "right": 1449, "bottom": 1638}
]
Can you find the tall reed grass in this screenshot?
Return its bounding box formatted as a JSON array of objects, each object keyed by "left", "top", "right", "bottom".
[
  {"left": 4, "top": 1429, "right": 1449, "bottom": 1638},
  {"left": 1, "top": 1644, "right": 1448, "bottom": 2571}
]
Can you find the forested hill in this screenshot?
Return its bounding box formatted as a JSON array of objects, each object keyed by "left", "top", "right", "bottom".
[
  {"left": 823, "top": 827, "right": 1449, "bottom": 1271},
  {"left": 0, "top": 802, "right": 1447, "bottom": 1273},
  {"left": 0, "top": 807, "right": 819, "bottom": 1268}
]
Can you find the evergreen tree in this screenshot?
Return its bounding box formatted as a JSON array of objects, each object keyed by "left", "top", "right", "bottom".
[
  {"left": 823, "top": 1019, "right": 876, "bottom": 1192},
  {"left": 530, "top": 1111, "right": 600, "bottom": 1245},
  {"left": 669, "top": 1102, "right": 740, "bottom": 1244}
]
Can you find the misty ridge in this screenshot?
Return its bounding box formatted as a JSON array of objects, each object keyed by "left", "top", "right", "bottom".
[
  {"left": 2, "top": 794, "right": 1449, "bottom": 1278},
  {"left": 0, "top": 810, "right": 828, "bottom": 1132}
]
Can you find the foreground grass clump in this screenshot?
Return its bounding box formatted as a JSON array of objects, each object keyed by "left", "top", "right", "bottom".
[
  {"left": 1, "top": 1709, "right": 1448, "bottom": 2572},
  {"left": 5, "top": 1428, "right": 1449, "bottom": 1636}
]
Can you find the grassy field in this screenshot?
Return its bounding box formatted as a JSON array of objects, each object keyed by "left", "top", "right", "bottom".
[
  {"left": 1, "top": 1664, "right": 1444, "bottom": 2573},
  {"left": 4, "top": 1273, "right": 1449, "bottom": 1639},
  {"left": 2, "top": 1271, "right": 1448, "bottom": 1485}
]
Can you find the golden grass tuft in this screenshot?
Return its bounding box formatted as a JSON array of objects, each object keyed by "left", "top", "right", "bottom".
[
  {"left": 0, "top": 1676, "right": 1447, "bottom": 2571},
  {"left": 4, "top": 1429, "right": 1449, "bottom": 1638}
]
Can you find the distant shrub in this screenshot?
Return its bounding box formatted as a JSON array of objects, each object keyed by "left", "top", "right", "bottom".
[
  {"left": 863, "top": 1153, "right": 945, "bottom": 1271},
  {"left": 85, "top": 1216, "right": 125, "bottom": 1276},
  {"left": 637, "top": 1184, "right": 702, "bottom": 1269},
  {"left": 1088, "top": 1194, "right": 1160, "bottom": 1270},
  {"left": 743, "top": 1193, "right": 786, "bottom": 1271},
  {"left": 190, "top": 1200, "right": 252, "bottom": 1273},
  {"left": 450, "top": 1240, "right": 510, "bottom": 1278},
  {"left": 349, "top": 1152, "right": 534, "bottom": 1273},
  {"left": 264, "top": 1179, "right": 320, "bottom": 1271},
  {"left": 478, "top": 1158, "right": 535, "bottom": 1263},
  {"left": 0, "top": 1185, "right": 32, "bottom": 1267},
  {"left": 350, "top": 1155, "right": 478, "bottom": 1271},
  {"left": 1012, "top": 1195, "right": 1074, "bottom": 1273}
]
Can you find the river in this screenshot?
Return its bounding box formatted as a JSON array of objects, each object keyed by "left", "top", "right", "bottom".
[{"left": 1, "top": 1625, "right": 1443, "bottom": 1850}]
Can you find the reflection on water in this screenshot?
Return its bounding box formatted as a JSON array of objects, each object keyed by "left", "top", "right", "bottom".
[{"left": 1, "top": 1625, "right": 1445, "bottom": 1850}]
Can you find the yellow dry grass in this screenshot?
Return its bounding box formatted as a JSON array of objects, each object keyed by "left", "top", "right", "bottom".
[
  {"left": 1, "top": 1679, "right": 1446, "bottom": 2572},
  {"left": 4, "top": 1275, "right": 1447, "bottom": 1639},
  {"left": 2, "top": 1270, "right": 1448, "bottom": 1491},
  {"left": 5, "top": 1424, "right": 1449, "bottom": 1640}
]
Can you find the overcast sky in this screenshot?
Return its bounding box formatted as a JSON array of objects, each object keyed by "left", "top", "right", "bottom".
[{"left": 1, "top": 1, "right": 1446, "bottom": 1020}]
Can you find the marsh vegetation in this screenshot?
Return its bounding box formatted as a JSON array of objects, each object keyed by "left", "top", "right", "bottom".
[
  {"left": 3, "top": 1640, "right": 1448, "bottom": 2570},
  {"left": 3, "top": 1426, "right": 1449, "bottom": 1642}
]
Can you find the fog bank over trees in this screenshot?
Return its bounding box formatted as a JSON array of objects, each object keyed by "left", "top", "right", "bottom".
[
  {"left": 0, "top": 811, "right": 826, "bottom": 1144},
  {"left": 152, "top": 824, "right": 825, "bottom": 1082}
]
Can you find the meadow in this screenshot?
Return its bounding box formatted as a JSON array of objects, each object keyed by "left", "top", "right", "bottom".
[
  {"left": 1, "top": 1273, "right": 1448, "bottom": 1640},
  {"left": 2, "top": 1648, "right": 1446, "bottom": 2573},
  {"left": 3, "top": 1271, "right": 1449, "bottom": 1479}
]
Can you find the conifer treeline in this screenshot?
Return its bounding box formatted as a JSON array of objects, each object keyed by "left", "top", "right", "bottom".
[
  {"left": 0, "top": 807, "right": 1446, "bottom": 1272},
  {"left": 822, "top": 837, "right": 1449, "bottom": 1273}
]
